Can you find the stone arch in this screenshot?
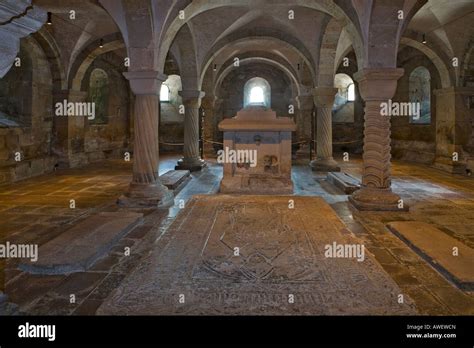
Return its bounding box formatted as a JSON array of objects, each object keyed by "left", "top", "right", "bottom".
[
  {"left": 32, "top": 28, "right": 67, "bottom": 93},
  {"left": 201, "top": 37, "right": 315, "bottom": 87},
  {"left": 400, "top": 37, "right": 452, "bottom": 89},
  {"left": 69, "top": 33, "right": 125, "bottom": 91},
  {"left": 214, "top": 57, "right": 301, "bottom": 99},
  {"left": 172, "top": 24, "right": 200, "bottom": 91},
  {"left": 157, "top": 0, "right": 364, "bottom": 74},
  {"left": 318, "top": 17, "right": 344, "bottom": 87}
]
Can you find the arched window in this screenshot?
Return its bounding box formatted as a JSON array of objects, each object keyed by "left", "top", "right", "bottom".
[
  {"left": 88, "top": 68, "right": 109, "bottom": 124},
  {"left": 160, "top": 84, "right": 170, "bottom": 102},
  {"left": 333, "top": 73, "right": 355, "bottom": 122},
  {"left": 243, "top": 77, "right": 271, "bottom": 108},
  {"left": 409, "top": 66, "right": 431, "bottom": 124}
]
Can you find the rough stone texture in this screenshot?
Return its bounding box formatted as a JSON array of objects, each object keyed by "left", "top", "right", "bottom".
[
  {"left": 175, "top": 90, "right": 206, "bottom": 171},
  {"left": 349, "top": 68, "right": 407, "bottom": 212},
  {"left": 98, "top": 195, "right": 416, "bottom": 315},
  {"left": 159, "top": 170, "right": 190, "bottom": 190},
  {"left": 19, "top": 212, "right": 143, "bottom": 275},
  {"left": 311, "top": 87, "right": 340, "bottom": 172},
  {"left": 1, "top": 158, "right": 473, "bottom": 315},
  {"left": 327, "top": 172, "right": 360, "bottom": 194},
  {"left": 118, "top": 71, "right": 174, "bottom": 208},
  {"left": 387, "top": 221, "right": 474, "bottom": 290},
  {"left": 219, "top": 107, "right": 296, "bottom": 194}
]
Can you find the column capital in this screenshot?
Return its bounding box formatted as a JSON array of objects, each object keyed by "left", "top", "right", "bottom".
[
  {"left": 123, "top": 71, "right": 167, "bottom": 95},
  {"left": 179, "top": 90, "right": 205, "bottom": 108},
  {"left": 354, "top": 68, "right": 404, "bottom": 101},
  {"left": 312, "top": 87, "right": 338, "bottom": 108}
]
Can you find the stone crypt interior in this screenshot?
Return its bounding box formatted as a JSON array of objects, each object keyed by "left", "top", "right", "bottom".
[{"left": 0, "top": 0, "right": 473, "bottom": 315}]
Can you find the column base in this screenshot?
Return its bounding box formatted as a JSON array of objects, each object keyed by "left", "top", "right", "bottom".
[
  {"left": 118, "top": 182, "right": 174, "bottom": 208},
  {"left": 432, "top": 156, "right": 467, "bottom": 175},
  {"left": 348, "top": 187, "right": 409, "bottom": 212},
  {"left": 310, "top": 158, "right": 340, "bottom": 172},
  {"left": 175, "top": 158, "right": 207, "bottom": 172}
]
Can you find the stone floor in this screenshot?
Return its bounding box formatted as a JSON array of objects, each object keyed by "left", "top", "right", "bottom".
[
  {"left": 98, "top": 195, "right": 416, "bottom": 315},
  {"left": 0, "top": 154, "right": 473, "bottom": 315}
]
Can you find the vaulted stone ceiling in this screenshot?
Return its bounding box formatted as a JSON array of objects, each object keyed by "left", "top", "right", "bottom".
[{"left": 4, "top": 0, "right": 468, "bottom": 92}]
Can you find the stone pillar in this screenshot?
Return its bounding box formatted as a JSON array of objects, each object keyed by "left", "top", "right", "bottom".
[
  {"left": 118, "top": 71, "right": 174, "bottom": 208},
  {"left": 310, "top": 87, "right": 340, "bottom": 172},
  {"left": 176, "top": 90, "right": 206, "bottom": 171},
  {"left": 349, "top": 68, "right": 406, "bottom": 211},
  {"left": 53, "top": 90, "right": 88, "bottom": 168},
  {"left": 295, "top": 94, "right": 313, "bottom": 157},
  {"left": 201, "top": 95, "right": 215, "bottom": 157},
  {"left": 433, "top": 87, "right": 474, "bottom": 174}
]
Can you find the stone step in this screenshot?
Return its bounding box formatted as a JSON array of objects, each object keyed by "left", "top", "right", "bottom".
[
  {"left": 387, "top": 221, "right": 474, "bottom": 290},
  {"left": 160, "top": 170, "right": 191, "bottom": 191},
  {"left": 327, "top": 172, "right": 360, "bottom": 194},
  {"left": 19, "top": 212, "right": 143, "bottom": 275}
]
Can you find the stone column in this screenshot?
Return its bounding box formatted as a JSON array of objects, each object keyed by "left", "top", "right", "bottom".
[
  {"left": 349, "top": 68, "right": 406, "bottom": 211},
  {"left": 310, "top": 87, "right": 340, "bottom": 172},
  {"left": 176, "top": 90, "right": 206, "bottom": 171},
  {"left": 433, "top": 87, "right": 474, "bottom": 174},
  {"left": 53, "top": 90, "right": 88, "bottom": 168},
  {"left": 295, "top": 94, "right": 313, "bottom": 158},
  {"left": 201, "top": 95, "right": 215, "bottom": 157},
  {"left": 118, "top": 71, "right": 174, "bottom": 208}
]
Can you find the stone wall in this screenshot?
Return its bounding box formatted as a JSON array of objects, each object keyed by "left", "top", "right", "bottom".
[
  {"left": 81, "top": 54, "right": 131, "bottom": 163},
  {"left": 209, "top": 63, "right": 294, "bottom": 147},
  {"left": 391, "top": 46, "right": 440, "bottom": 164},
  {"left": 0, "top": 38, "right": 56, "bottom": 184}
]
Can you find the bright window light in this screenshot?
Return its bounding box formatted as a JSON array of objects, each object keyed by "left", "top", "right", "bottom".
[
  {"left": 160, "top": 85, "right": 170, "bottom": 102},
  {"left": 348, "top": 84, "right": 355, "bottom": 102},
  {"left": 249, "top": 86, "right": 264, "bottom": 104}
]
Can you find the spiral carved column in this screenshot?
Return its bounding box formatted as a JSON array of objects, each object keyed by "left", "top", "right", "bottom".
[
  {"left": 349, "top": 68, "right": 407, "bottom": 211},
  {"left": 118, "top": 71, "right": 174, "bottom": 208},
  {"left": 176, "top": 90, "right": 206, "bottom": 171},
  {"left": 310, "top": 87, "right": 340, "bottom": 172}
]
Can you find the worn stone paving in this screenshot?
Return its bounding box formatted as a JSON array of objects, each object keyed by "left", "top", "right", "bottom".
[
  {"left": 0, "top": 155, "right": 473, "bottom": 315},
  {"left": 98, "top": 194, "right": 416, "bottom": 315}
]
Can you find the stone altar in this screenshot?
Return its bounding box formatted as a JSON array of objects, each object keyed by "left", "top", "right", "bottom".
[{"left": 218, "top": 106, "right": 296, "bottom": 194}]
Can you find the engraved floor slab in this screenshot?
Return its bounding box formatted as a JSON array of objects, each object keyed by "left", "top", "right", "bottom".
[
  {"left": 98, "top": 195, "right": 416, "bottom": 315},
  {"left": 387, "top": 221, "right": 474, "bottom": 290}
]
